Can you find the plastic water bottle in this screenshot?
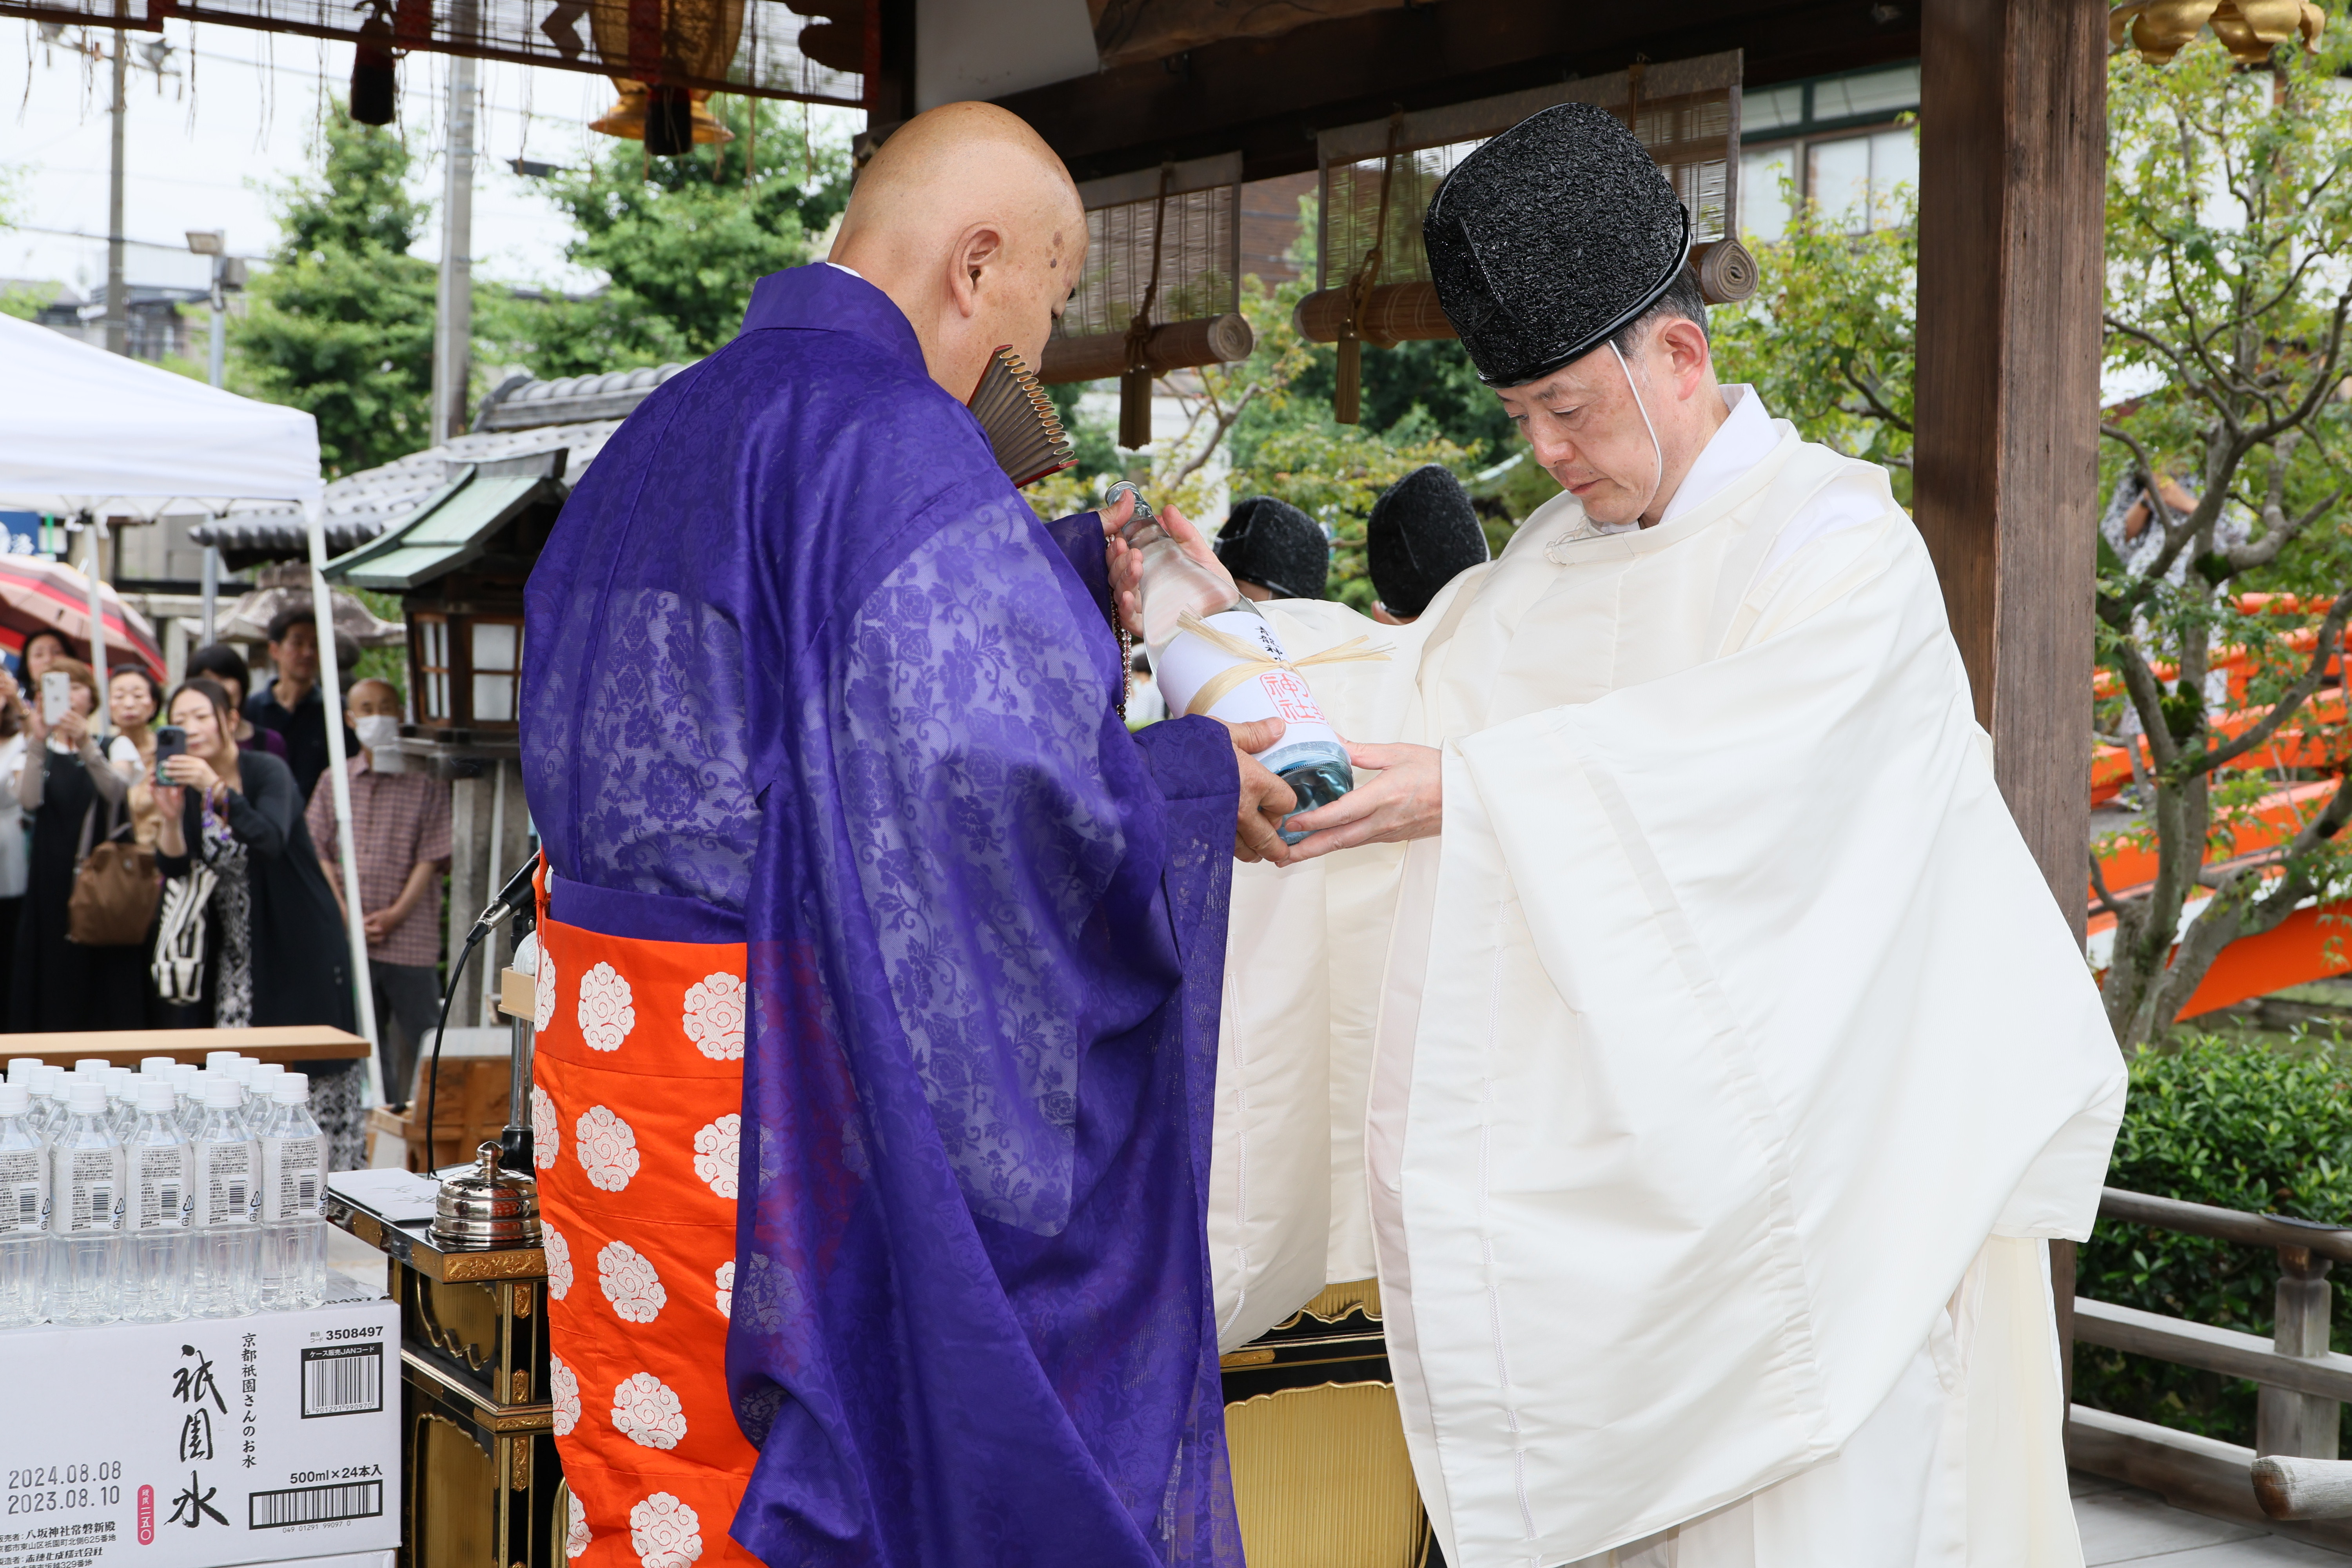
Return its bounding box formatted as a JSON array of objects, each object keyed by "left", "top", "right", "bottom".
[
  {"left": 1111, "top": 482, "right": 1357, "bottom": 838},
  {"left": 105, "top": 1068, "right": 138, "bottom": 1138},
  {"left": 0, "top": 1083, "right": 47, "bottom": 1327},
  {"left": 46, "top": 1078, "right": 123, "bottom": 1326},
  {"left": 120, "top": 1080, "right": 192, "bottom": 1323},
  {"left": 177, "top": 1071, "right": 217, "bottom": 1138},
  {"left": 256, "top": 1074, "right": 327, "bottom": 1311},
  {"left": 23, "top": 1066, "right": 64, "bottom": 1143},
  {"left": 187, "top": 1078, "right": 260, "bottom": 1319}
]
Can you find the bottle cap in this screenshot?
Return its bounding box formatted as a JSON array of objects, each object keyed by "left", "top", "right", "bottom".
[
  {"left": 67, "top": 1080, "right": 107, "bottom": 1115},
  {"left": 107, "top": 1067, "right": 135, "bottom": 1097},
  {"left": 168, "top": 1064, "right": 199, "bottom": 1093},
  {"left": 73, "top": 1058, "right": 110, "bottom": 1075},
  {"left": 200, "top": 1077, "right": 243, "bottom": 1110},
  {"left": 205, "top": 1051, "right": 241, "bottom": 1070},
  {"left": 251, "top": 1062, "right": 286, "bottom": 1081},
  {"left": 0, "top": 1084, "right": 26, "bottom": 1117},
  {"left": 270, "top": 1074, "right": 309, "bottom": 1104},
  {"left": 6, "top": 1058, "right": 43, "bottom": 1080},
  {"left": 221, "top": 1059, "right": 257, "bottom": 1087},
  {"left": 30, "top": 1065, "right": 64, "bottom": 1097},
  {"left": 135, "top": 1079, "right": 176, "bottom": 1114},
  {"left": 139, "top": 1056, "right": 177, "bottom": 1075}
]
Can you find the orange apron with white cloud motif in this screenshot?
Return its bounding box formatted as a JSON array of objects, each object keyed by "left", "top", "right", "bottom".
[{"left": 532, "top": 908, "right": 762, "bottom": 1568}]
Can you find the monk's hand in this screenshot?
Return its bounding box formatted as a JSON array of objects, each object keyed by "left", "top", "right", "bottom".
[
  {"left": 1221, "top": 717, "right": 1296, "bottom": 865},
  {"left": 1106, "top": 499, "right": 1237, "bottom": 641},
  {"left": 1282, "top": 741, "right": 1443, "bottom": 859}
]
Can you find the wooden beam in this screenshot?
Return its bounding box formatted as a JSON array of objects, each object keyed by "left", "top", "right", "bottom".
[
  {"left": 2067, "top": 1406, "right": 2352, "bottom": 1551},
  {"left": 2073, "top": 1298, "right": 2352, "bottom": 1405},
  {"left": 995, "top": 0, "right": 1920, "bottom": 183},
  {"left": 1913, "top": 0, "right": 2103, "bottom": 933}
]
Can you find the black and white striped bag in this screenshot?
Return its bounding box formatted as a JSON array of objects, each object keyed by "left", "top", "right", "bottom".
[{"left": 149, "top": 864, "right": 219, "bottom": 1006}]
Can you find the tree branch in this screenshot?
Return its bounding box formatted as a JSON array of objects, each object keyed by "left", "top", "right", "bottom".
[{"left": 2187, "top": 587, "right": 2352, "bottom": 775}]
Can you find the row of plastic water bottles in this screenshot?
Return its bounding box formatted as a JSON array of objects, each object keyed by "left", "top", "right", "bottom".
[{"left": 0, "top": 1050, "right": 329, "bottom": 1328}]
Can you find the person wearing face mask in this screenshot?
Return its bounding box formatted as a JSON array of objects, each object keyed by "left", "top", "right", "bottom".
[
  {"left": 304, "top": 677, "right": 449, "bottom": 1107},
  {"left": 1116, "top": 103, "right": 2129, "bottom": 1568}
]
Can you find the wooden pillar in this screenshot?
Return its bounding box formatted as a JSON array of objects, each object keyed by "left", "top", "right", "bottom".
[
  {"left": 1915, "top": 0, "right": 2105, "bottom": 943},
  {"left": 2258, "top": 1248, "right": 2340, "bottom": 1459}
]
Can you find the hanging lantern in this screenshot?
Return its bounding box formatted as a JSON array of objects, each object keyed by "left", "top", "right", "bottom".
[
  {"left": 588, "top": 0, "right": 744, "bottom": 156},
  {"left": 589, "top": 79, "right": 737, "bottom": 156},
  {"left": 2108, "top": 0, "right": 2325, "bottom": 64},
  {"left": 349, "top": 14, "right": 397, "bottom": 125},
  {"left": 792, "top": 0, "right": 863, "bottom": 73},
  {"left": 346, "top": 0, "right": 426, "bottom": 126}
]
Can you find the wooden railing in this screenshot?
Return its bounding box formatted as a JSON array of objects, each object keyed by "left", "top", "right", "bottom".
[{"left": 2071, "top": 1187, "right": 2352, "bottom": 1545}]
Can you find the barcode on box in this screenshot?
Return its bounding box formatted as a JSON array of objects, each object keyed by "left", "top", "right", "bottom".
[
  {"left": 299, "top": 1345, "right": 384, "bottom": 1417},
  {"left": 247, "top": 1481, "right": 383, "bottom": 1528}
]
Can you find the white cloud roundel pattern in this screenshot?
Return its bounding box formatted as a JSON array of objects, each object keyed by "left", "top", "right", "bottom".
[
  {"left": 532, "top": 1085, "right": 559, "bottom": 1171},
  {"left": 576, "top": 1105, "right": 641, "bottom": 1192},
  {"left": 543, "top": 1226, "right": 573, "bottom": 1300},
  {"left": 630, "top": 1493, "right": 702, "bottom": 1568},
  {"left": 682, "top": 972, "right": 746, "bottom": 1062},
  {"left": 691, "top": 1114, "right": 739, "bottom": 1200},
  {"left": 535, "top": 946, "right": 557, "bottom": 1032},
  {"left": 598, "top": 1240, "right": 666, "bottom": 1323},
  {"left": 549, "top": 1353, "right": 580, "bottom": 1436},
  {"left": 714, "top": 1260, "right": 733, "bottom": 1319},
  {"left": 566, "top": 1494, "right": 590, "bottom": 1561},
  {"left": 578, "top": 962, "right": 637, "bottom": 1053},
  {"left": 611, "top": 1371, "right": 688, "bottom": 1450}
]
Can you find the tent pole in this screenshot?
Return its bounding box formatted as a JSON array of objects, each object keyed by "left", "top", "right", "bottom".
[
  {"left": 306, "top": 493, "right": 382, "bottom": 1106},
  {"left": 201, "top": 547, "right": 218, "bottom": 644},
  {"left": 83, "top": 519, "right": 108, "bottom": 737}
]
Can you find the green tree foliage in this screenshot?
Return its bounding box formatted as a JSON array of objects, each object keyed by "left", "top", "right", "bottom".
[
  {"left": 1710, "top": 172, "right": 1916, "bottom": 499},
  {"left": 2077, "top": 1036, "right": 2352, "bottom": 1446},
  {"left": 497, "top": 99, "right": 851, "bottom": 377},
  {"left": 2092, "top": 38, "right": 2352, "bottom": 1046},
  {"left": 232, "top": 112, "right": 437, "bottom": 475}
]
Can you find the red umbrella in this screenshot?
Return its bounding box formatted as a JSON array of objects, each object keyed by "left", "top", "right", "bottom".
[{"left": 0, "top": 557, "right": 165, "bottom": 677}]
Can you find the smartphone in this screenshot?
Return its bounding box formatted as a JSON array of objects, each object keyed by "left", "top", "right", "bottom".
[
  {"left": 153, "top": 725, "right": 186, "bottom": 786},
  {"left": 39, "top": 671, "right": 69, "bottom": 726}
]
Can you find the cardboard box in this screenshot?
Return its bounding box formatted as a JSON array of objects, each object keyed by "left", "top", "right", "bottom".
[{"left": 0, "top": 1299, "right": 399, "bottom": 1568}]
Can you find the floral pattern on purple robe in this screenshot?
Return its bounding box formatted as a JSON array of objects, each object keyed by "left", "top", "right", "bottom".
[{"left": 522, "top": 261, "right": 1242, "bottom": 1568}]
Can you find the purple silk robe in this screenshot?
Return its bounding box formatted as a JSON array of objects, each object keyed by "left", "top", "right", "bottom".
[{"left": 522, "top": 263, "right": 1244, "bottom": 1568}]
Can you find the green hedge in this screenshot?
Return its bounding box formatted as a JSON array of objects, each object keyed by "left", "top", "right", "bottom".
[{"left": 2076, "top": 1036, "right": 2352, "bottom": 1445}]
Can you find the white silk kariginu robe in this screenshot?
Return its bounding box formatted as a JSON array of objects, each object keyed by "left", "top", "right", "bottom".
[{"left": 1205, "top": 399, "right": 2125, "bottom": 1568}]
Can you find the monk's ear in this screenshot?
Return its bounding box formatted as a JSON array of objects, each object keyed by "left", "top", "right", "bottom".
[{"left": 947, "top": 223, "right": 1007, "bottom": 319}]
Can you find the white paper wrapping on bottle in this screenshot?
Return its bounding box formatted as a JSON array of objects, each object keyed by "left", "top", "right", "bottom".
[{"left": 1151, "top": 610, "right": 1344, "bottom": 768}]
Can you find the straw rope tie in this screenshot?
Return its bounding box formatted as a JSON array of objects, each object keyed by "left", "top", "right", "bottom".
[{"left": 1173, "top": 611, "right": 1393, "bottom": 717}]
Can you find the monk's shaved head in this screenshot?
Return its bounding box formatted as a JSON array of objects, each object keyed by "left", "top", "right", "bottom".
[{"left": 830, "top": 102, "right": 1086, "bottom": 400}]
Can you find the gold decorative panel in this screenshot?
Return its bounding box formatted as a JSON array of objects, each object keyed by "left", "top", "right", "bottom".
[{"left": 1225, "top": 1382, "right": 1426, "bottom": 1568}]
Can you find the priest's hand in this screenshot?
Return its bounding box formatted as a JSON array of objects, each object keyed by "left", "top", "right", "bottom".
[
  {"left": 1281, "top": 741, "right": 1443, "bottom": 859},
  {"left": 1223, "top": 717, "right": 1297, "bottom": 865},
  {"left": 1103, "top": 493, "right": 1237, "bottom": 640}
]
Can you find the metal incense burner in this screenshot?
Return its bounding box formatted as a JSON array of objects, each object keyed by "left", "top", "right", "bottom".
[{"left": 432, "top": 1140, "right": 542, "bottom": 1248}]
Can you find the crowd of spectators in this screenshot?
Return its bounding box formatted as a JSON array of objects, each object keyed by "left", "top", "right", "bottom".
[{"left": 0, "top": 606, "right": 454, "bottom": 1159}]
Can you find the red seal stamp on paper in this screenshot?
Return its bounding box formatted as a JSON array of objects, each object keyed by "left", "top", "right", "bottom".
[{"left": 1260, "top": 670, "right": 1325, "bottom": 725}]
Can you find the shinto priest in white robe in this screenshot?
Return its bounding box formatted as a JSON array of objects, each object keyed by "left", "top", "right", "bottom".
[{"left": 1205, "top": 384, "right": 2127, "bottom": 1567}]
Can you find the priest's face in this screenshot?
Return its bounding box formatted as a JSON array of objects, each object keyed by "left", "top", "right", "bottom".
[{"left": 1494, "top": 318, "right": 1715, "bottom": 528}]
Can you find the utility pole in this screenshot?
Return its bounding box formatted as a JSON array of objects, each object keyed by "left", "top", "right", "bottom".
[
  {"left": 429, "top": 32, "right": 478, "bottom": 443},
  {"left": 187, "top": 229, "right": 232, "bottom": 640},
  {"left": 103, "top": 31, "right": 127, "bottom": 356}
]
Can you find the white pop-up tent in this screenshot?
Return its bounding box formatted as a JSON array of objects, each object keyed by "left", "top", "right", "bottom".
[{"left": 0, "top": 314, "right": 382, "bottom": 1097}]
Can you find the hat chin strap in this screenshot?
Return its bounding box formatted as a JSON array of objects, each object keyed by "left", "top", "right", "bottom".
[{"left": 1608, "top": 339, "right": 1666, "bottom": 522}]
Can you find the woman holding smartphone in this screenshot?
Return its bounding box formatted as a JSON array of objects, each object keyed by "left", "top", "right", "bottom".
[
  {"left": 108, "top": 665, "right": 165, "bottom": 848},
  {"left": 153, "top": 677, "right": 359, "bottom": 1159},
  {"left": 9, "top": 658, "right": 144, "bottom": 1029}
]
